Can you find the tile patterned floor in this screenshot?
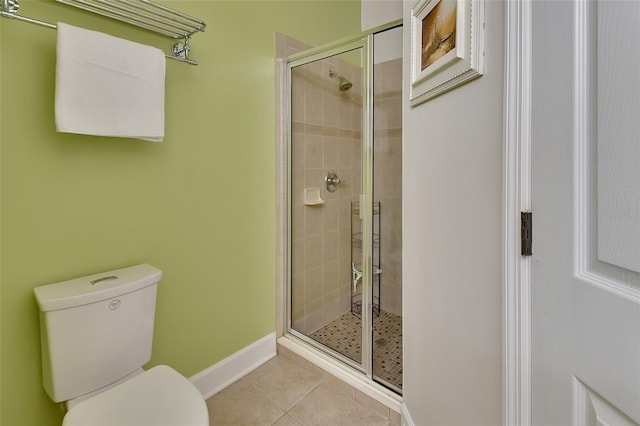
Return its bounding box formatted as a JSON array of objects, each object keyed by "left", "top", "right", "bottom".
[
  {"left": 206, "top": 347, "right": 401, "bottom": 426},
  {"left": 309, "top": 311, "right": 403, "bottom": 390}
]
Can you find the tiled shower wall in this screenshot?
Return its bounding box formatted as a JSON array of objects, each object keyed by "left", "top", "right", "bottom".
[
  {"left": 276, "top": 33, "right": 403, "bottom": 336},
  {"left": 290, "top": 54, "right": 363, "bottom": 335}
]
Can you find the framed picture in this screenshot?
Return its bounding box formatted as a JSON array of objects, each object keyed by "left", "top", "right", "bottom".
[{"left": 410, "top": 0, "right": 485, "bottom": 106}]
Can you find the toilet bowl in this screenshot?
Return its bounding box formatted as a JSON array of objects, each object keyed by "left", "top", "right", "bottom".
[
  {"left": 63, "top": 365, "right": 208, "bottom": 426},
  {"left": 34, "top": 264, "right": 209, "bottom": 425}
]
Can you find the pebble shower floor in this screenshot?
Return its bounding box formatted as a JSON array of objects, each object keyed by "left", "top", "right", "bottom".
[{"left": 309, "top": 310, "right": 402, "bottom": 390}]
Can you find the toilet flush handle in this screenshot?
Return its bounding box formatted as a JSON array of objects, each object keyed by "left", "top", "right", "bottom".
[{"left": 90, "top": 275, "right": 118, "bottom": 285}]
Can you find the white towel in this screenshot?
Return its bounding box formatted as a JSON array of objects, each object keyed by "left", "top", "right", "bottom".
[{"left": 55, "top": 22, "right": 166, "bottom": 142}]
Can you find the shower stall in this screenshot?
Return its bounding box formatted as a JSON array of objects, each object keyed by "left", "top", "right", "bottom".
[{"left": 280, "top": 22, "right": 403, "bottom": 394}]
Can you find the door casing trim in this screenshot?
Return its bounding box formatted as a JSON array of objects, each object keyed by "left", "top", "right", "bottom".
[{"left": 502, "top": 0, "right": 532, "bottom": 425}]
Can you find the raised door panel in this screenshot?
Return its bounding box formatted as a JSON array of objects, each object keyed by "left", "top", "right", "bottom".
[
  {"left": 597, "top": 1, "right": 640, "bottom": 273},
  {"left": 531, "top": 1, "right": 640, "bottom": 424}
]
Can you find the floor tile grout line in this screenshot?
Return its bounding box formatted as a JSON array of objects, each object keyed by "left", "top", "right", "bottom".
[
  {"left": 284, "top": 405, "right": 309, "bottom": 426},
  {"left": 290, "top": 380, "right": 323, "bottom": 409},
  {"left": 208, "top": 353, "right": 400, "bottom": 426},
  {"left": 292, "top": 380, "right": 393, "bottom": 425},
  {"left": 265, "top": 383, "right": 322, "bottom": 426},
  {"left": 242, "top": 371, "right": 324, "bottom": 424},
  {"left": 239, "top": 379, "right": 288, "bottom": 420}
]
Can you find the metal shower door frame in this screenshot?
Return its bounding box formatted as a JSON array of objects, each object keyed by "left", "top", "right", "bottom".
[{"left": 284, "top": 21, "right": 402, "bottom": 382}]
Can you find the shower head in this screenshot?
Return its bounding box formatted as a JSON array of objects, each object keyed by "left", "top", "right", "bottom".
[
  {"left": 329, "top": 70, "right": 353, "bottom": 92},
  {"left": 338, "top": 76, "right": 353, "bottom": 92}
]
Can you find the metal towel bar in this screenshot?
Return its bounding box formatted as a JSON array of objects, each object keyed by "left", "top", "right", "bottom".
[{"left": 0, "top": 0, "right": 206, "bottom": 64}]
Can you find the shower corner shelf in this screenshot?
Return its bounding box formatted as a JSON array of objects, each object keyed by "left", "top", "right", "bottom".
[{"left": 350, "top": 200, "right": 381, "bottom": 318}]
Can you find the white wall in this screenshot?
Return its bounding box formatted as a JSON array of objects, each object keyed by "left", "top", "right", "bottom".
[
  {"left": 401, "top": 0, "right": 504, "bottom": 424},
  {"left": 362, "top": 0, "right": 403, "bottom": 65},
  {"left": 362, "top": 0, "right": 402, "bottom": 30}
]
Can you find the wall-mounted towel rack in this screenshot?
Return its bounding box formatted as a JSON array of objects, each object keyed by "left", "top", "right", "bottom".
[{"left": 0, "top": 0, "right": 206, "bottom": 65}]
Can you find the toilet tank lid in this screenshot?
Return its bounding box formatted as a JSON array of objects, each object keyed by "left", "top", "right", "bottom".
[{"left": 34, "top": 264, "right": 162, "bottom": 312}]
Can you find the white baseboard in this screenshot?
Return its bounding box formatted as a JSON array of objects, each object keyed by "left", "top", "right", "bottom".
[
  {"left": 189, "top": 332, "right": 277, "bottom": 400},
  {"left": 401, "top": 402, "right": 415, "bottom": 426}
]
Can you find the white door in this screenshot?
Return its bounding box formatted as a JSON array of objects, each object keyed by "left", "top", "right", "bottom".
[{"left": 531, "top": 0, "right": 640, "bottom": 425}]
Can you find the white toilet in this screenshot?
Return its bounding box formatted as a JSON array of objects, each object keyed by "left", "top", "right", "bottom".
[{"left": 34, "top": 264, "right": 209, "bottom": 426}]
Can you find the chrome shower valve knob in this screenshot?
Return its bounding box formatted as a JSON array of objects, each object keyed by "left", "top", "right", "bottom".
[{"left": 325, "top": 171, "right": 341, "bottom": 192}]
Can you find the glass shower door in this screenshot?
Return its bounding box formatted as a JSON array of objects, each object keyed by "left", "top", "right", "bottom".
[
  {"left": 286, "top": 23, "right": 403, "bottom": 394},
  {"left": 371, "top": 25, "right": 403, "bottom": 393},
  {"left": 288, "top": 43, "right": 367, "bottom": 368}
]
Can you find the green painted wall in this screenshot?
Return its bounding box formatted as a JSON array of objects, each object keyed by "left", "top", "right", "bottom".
[
  {"left": 0, "top": 13, "right": 3, "bottom": 423},
  {"left": 0, "top": 1, "right": 360, "bottom": 425}
]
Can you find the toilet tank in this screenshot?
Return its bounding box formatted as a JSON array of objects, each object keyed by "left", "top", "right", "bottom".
[{"left": 34, "top": 264, "right": 162, "bottom": 403}]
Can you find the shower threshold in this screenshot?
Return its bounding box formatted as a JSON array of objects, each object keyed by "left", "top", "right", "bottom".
[{"left": 277, "top": 335, "right": 403, "bottom": 414}]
